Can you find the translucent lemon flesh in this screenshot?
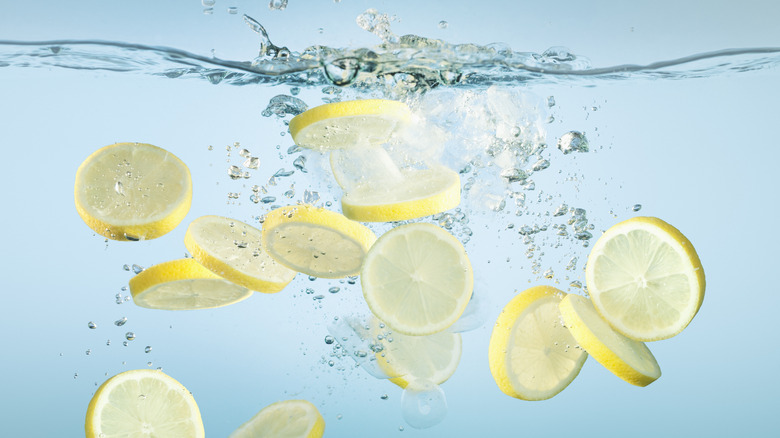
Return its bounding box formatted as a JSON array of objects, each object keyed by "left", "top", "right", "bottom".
[
  {"left": 74, "top": 142, "right": 192, "bottom": 241},
  {"left": 586, "top": 216, "right": 705, "bottom": 341},
  {"left": 361, "top": 223, "right": 473, "bottom": 336},
  {"left": 184, "top": 215, "right": 296, "bottom": 293},
  {"left": 559, "top": 294, "right": 661, "bottom": 386},
  {"left": 129, "top": 258, "right": 252, "bottom": 310},
  {"left": 85, "top": 369, "right": 204, "bottom": 438},
  {"left": 488, "top": 286, "right": 587, "bottom": 401},
  {"left": 228, "top": 399, "right": 325, "bottom": 438}
]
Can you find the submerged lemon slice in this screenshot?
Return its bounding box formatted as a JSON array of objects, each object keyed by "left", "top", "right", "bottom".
[
  {"left": 85, "top": 369, "right": 204, "bottom": 438},
  {"left": 375, "top": 319, "right": 462, "bottom": 389},
  {"left": 261, "top": 205, "right": 377, "bottom": 278},
  {"left": 184, "top": 215, "right": 297, "bottom": 293},
  {"left": 488, "top": 286, "right": 587, "bottom": 401},
  {"left": 129, "top": 258, "right": 252, "bottom": 310},
  {"left": 341, "top": 166, "right": 461, "bottom": 222},
  {"left": 559, "top": 294, "right": 661, "bottom": 387},
  {"left": 586, "top": 216, "right": 705, "bottom": 341},
  {"left": 228, "top": 399, "right": 325, "bottom": 438},
  {"left": 74, "top": 142, "right": 192, "bottom": 241},
  {"left": 289, "top": 99, "right": 412, "bottom": 150},
  {"left": 329, "top": 145, "right": 405, "bottom": 192},
  {"left": 361, "top": 223, "right": 473, "bottom": 336}
]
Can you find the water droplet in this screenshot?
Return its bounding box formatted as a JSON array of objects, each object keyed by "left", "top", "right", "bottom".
[
  {"left": 274, "top": 168, "right": 294, "bottom": 178},
  {"left": 262, "top": 95, "right": 308, "bottom": 118},
  {"left": 547, "top": 96, "right": 556, "bottom": 107},
  {"left": 553, "top": 204, "right": 568, "bottom": 217},
  {"left": 632, "top": 204, "right": 642, "bottom": 212},
  {"left": 303, "top": 190, "right": 320, "bottom": 204},
  {"left": 268, "top": 0, "right": 288, "bottom": 10},
  {"left": 114, "top": 181, "right": 125, "bottom": 196},
  {"left": 401, "top": 380, "right": 448, "bottom": 429},
  {"left": 243, "top": 157, "right": 260, "bottom": 169},
  {"left": 145, "top": 346, "right": 152, "bottom": 353},
  {"left": 557, "top": 131, "right": 589, "bottom": 154},
  {"left": 132, "top": 264, "right": 144, "bottom": 274},
  {"left": 123, "top": 264, "right": 130, "bottom": 271},
  {"left": 292, "top": 156, "right": 307, "bottom": 172},
  {"left": 324, "top": 58, "right": 360, "bottom": 86},
  {"left": 88, "top": 322, "right": 97, "bottom": 329},
  {"left": 532, "top": 159, "right": 550, "bottom": 172},
  {"left": 438, "top": 20, "right": 448, "bottom": 29},
  {"left": 228, "top": 165, "right": 243, "bottom": 179},
  {"left": 114, "top": 317, "right": 128, "bottom": 326},
  {"left": 125, "top": 332, "right": 135, "bottom": 341},
  {"left": 328, "top": 286, "right": 340, "bottom": 294},
  {"left": 324, "top": 335, "right": 335, "bottom": 345}
]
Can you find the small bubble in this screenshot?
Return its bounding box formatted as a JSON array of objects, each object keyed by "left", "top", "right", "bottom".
[
  {"left": 132, "top": 264, "right": 144, "bottom": 274},
  {"left": 125, "top": 332, "right": 135, "bottom": 341},
  {"left": 85, "top": 349, "right": 91, "bottom": 356},
  {"left": 381, "top": 394, "right": 389, "bottom": 400},
  {"left": 145, "top": 346, "right": 152, "bottom": 353},
  {"left": 228, "top": 165, "right": 243, "bottom": 179},
  {"left": 269, "top": 0, "right": 288, "bottom": 10},
  {"left": 114, "top": 317, "right": 128, "bottom": 326},
  {"left": 88, "top": 322, "right": 97, "bottom": 329},
  {"left": 227, "top": 6, "right": 238, "bottom": 14},
  {"left": 438, "top": 20, "right": 448, "bottom": 29},
  {"left": 632, "top": 204, "right": 642, "bottom": 212},
  {"left": 123, "top": 264, "right": 130, "bottom": 271},
  {"left": 328, "top": 286, "right": 340, "bottom": 294},
  {"left": 324, "top": 335, "right": 335, "bottom": 345},
  {"left": 202, "top": 0, "right": 215, "bottom": 6}
]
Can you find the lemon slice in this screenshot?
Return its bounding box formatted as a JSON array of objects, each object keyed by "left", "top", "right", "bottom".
[
  {"left": 261, "top": 205, "right": 377, "bottom": 278},
  {"left": 488, "top": 286, "right": 587, "bottom": 401},
  {"left": 586, "top": 216, "right": 706, "bottom": 341},
  {"left": 559, "top": 294, "right": 661, "bottom": 386},
  {"left": 129, "top": 258, "right": 252, "bottom": 310},
  {"left": 329, "top": 145, "right": 405, "bottom": 192},
  {"left": 184, "top": 215, "right": 297, "bottom": 293},
  {"left": 341, "top": 166, "right": 461, "bottom": 222},
  {"left": 374, "top": 319, "right": 462, "bottom": 389},
  {"left": 361, "top": 223, "right": 473, "bottom": 336},
  {"left": 289, "top": 99, "right": 412, "bottom": 150},
  {"left": 85, "top": 369, "right": 204, "bottom": 438},
  {"left": 228, "top": 399, "right": 325, "bottom": 438},
  {"left": 74, "top": 142, "right": 192, "bottom": 241}
]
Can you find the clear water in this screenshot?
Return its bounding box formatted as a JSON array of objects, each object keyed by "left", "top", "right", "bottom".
[{"left": 2, "top": 2, "right": 779, "bottom": 437}]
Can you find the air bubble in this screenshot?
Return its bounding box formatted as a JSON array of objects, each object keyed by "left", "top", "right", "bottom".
[{"left": 401, "top": 380, "right": 448, "bottom": 429}]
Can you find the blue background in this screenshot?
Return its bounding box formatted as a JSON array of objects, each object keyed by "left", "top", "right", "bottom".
[{"left": 1, "top": 1, "right": 779, "bottom": 436}]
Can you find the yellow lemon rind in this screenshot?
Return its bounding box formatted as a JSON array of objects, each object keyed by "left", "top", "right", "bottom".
[{"left": 228, "top": 399, "right": 325, "bottom": 438}]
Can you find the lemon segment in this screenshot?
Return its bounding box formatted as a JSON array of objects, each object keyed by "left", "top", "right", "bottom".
[
  {"left": 184, "top": 215, "right": 297, "bottom": 293},
  {"left": 361, "top": 223, "right": 473, "bottom": 336},
  {"left": 341, "top": 166, "right": 461, "bottom": 222},
  {"left": 586, "top": 216, "right": 705, "bottom": 341},
  {"left": 129, "top": 258, "right": 252, "bottom": 310},
  {"left": 74, "top": 142, "right": 192, "bottom": 241},
  {"left": 85, "top": 369, "right": 204, "bottom": 438},
  {"left": 261, "top": 205, "right": 377, "bottom": 278},
  {"left": 559, "top": 294, "right": 661, "bottom": 386},
  {"left": 329, "top": 145, "right": 405, "bottom": 192},
  {"left": 289, "top": 99, "right": 412, "bottom": 150},
  {"left": 374, "top": 320, "right": 462, "bottom": 389},
  {"left": 488, "top": 286, "right": 587, "bottom": 401},
  {"left": 228, "top": 399, "right": 325, "bottom": 438}
]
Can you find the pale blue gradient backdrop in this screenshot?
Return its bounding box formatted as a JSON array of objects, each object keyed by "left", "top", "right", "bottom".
[{"left": 1, "top": 1, "right": 779, "bottom": 437}]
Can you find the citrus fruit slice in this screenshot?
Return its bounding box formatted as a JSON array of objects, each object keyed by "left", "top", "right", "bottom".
[
  {"left": 586, "top": 216, "right": 705, "bottom": 341},
  {"left": 184, "top": 215, "right": 296, "bottom": 293},
  {"left": 85, "top": 369, "right": 204, "bottom": 438},
  {"left": 341, "top": 166, "right": 461, "bottom": 222},
  {"left": 228, "top": 399, "right": 325, "bottom": 438},
  {"left": 74, "top": 142, "right": 192, "bottom": 241},
  {"left": 129, "top": 258, "right": 252, "bottom": 310},
  {"left": 559, "top": 294, "right": 661, "bottom": 386},
  {"left": 261, "top": 205, "right": 377, "bottom": 278},
  {"left": 374, "top": 319, "right": 462, "bottom": 389},
  {"left": 488, "top": 286, "right": 587, "bottom": 401},
  {"left": 289, "top": 99, "right": 412, "bottom": 150},
  {"left": 329, "top": 145, "right": 405, "bottom": 192},
  {"left": 361, "top": 223, "right": 473, "bottom": 336}
]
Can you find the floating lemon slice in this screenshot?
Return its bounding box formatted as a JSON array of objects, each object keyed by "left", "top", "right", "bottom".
[
  {"left": 374, "top": 319, "right": 462, "bottom": 389},
  {"left": 559, "top": 294, "right": 661, "bottom": 386},
  {"left": 586, "top": 216, "right": 705, "bottom": 341},
  {"left": 129, "top": 258, "right": 252, "bottom": 310},
  {"left": 228, "top": 399, "right": 325, "bottom": 438},
  {"left": 361, "top": 223, "right": 473, "bottom": 336},
  {"left": 329, "top": 145, "right": 405, "bottom": 192},
  {"left": 488, "top": 286, "right": 587, "bottom": 401},
  {"left": 184, "top": 215, "right": 296, "bottom": 293},
  {"left": 289, "top": 99, "right": 412, "bottom": 150},
  {"left": 74, "top": 142, "right": 192, "bottom": 241},
  {"left": 85, "top": 369, "right": 204, "bottom": 438},
  {"left": 262, "top": 205, "right": 377, "bottom": 278},
  {"left": 341, "top": 166, "right": 461, "bottom": 222}
]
